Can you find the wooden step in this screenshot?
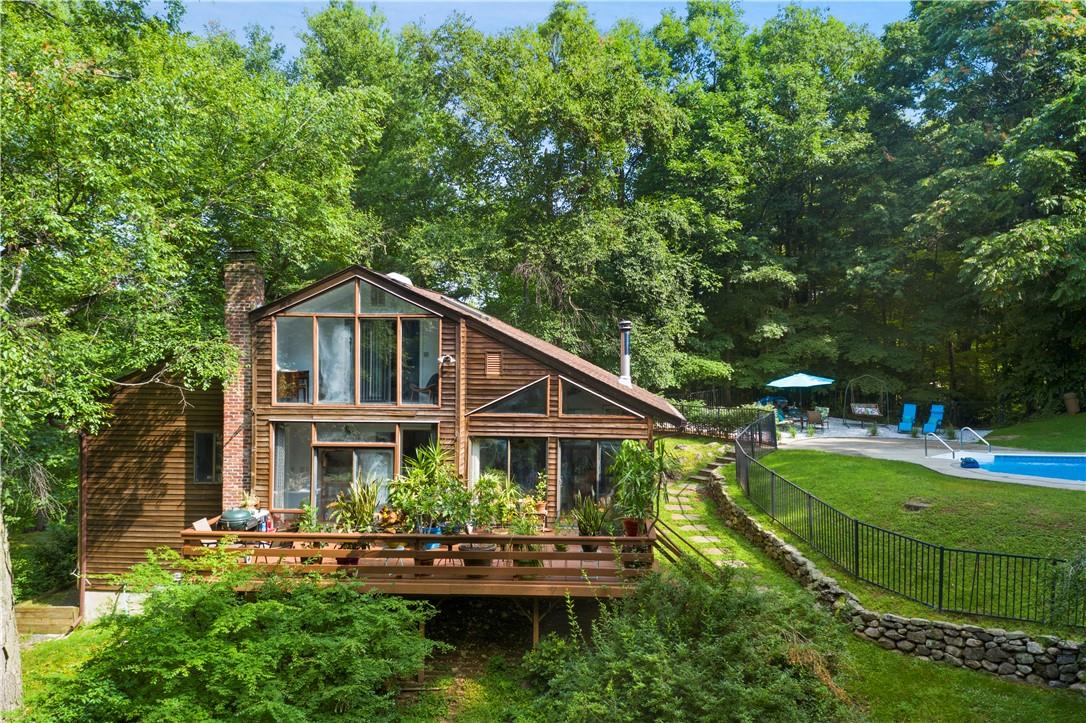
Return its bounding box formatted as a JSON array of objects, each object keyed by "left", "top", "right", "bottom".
[{"left": 15, "top": 605, "right": 79, "bottom": 634}]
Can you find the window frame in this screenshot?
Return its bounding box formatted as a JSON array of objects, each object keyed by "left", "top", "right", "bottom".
[
  {"left": 192, "top": 431, "right": 222, "bottom": 485},
  {"left": 465, "top": 376, "right": 550, "bottom": 416},
  {"left": 556, "top": 438, "right": 625, "bottom": 513},
  {"left": 557, "top": 376, "right": 643, "bottom": 418},
  {"left": 469, "top": 435, "right": 550, "bottom": 494},
  {"left": 271, "top": 278, "right": 442, "bottom": 409},
  {"left": 269, "top": 420, "right": 438, "bottom": 514}
]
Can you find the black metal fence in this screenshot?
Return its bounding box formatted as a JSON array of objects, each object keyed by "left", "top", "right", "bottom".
[{"left": 734, "top": 412, "right": 1084, "bottom": 628}]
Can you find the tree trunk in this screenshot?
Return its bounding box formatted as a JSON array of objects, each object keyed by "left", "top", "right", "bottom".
[{"left": 0, "top": 508, "right": 23, "bottom": 712}]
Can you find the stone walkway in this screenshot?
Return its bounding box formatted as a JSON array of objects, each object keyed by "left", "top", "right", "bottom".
[{"left": 662, "top": 455, "right": 747, "bottom": 568}]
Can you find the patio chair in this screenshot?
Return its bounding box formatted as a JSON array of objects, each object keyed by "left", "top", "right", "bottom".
[
  {"left": 897, "top": 403, "right": 917, "bottom": 434},
  {"left": 191, "top": 517, "right": 217, "bottom": 547},
  {"left": 806, "top": 409, "right": 827, "bottom": 431},
  {"left": 922, "top": 404, "right": 945, "bottom": 435}
]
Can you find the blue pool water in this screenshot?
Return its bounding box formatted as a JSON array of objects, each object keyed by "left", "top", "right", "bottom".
[{"left": 979, "top": 455, "right": 1086, "bottom": 482}]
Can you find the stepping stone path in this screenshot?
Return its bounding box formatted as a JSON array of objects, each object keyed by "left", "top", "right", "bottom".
[{"left": 658, "top": 453, "right": 749, "bottom": 569}]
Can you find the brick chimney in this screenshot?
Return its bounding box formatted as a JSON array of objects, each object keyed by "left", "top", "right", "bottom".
[{"left": 223, "top": 250, "right": 264, "bottom": 510}]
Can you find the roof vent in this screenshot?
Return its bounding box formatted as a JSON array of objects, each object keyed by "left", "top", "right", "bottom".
[{"left": 387, "top": 272, "right": 413, "bottom": 286}]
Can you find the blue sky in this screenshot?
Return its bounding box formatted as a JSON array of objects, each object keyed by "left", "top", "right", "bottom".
[{"left": 157, "top": 1, "right": 911, "bottom": 58}]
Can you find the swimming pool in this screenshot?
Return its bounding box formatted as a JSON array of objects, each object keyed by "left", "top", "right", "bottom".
[{"left": 978, "top": 454, "right": 1086, "bottom": 482}]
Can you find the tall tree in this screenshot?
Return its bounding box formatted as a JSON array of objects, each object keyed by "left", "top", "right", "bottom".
[{"left": 0, "top": 0, "right": 385, "bottom": 706}]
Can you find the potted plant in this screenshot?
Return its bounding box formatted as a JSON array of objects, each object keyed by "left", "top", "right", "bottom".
[
  {"left": 471, "top": 471, "right": 519, "bottom": 533},
  {"left": 239, "top": 491, "right": 260, "bottom": 512},
  {"left": 532, "top": 472, "right": 548, "bottom": 514},
  {"left": 296, "top": 503, "right": 331, "bottom": 565},
  {"left": 389, "top": 442, "right": 465, "bottom": 565},
  {"left": 572, "top": 493, "right": 614, "bottom": 553},
  {"left": 509, "top": 512, "right": 542, "bottom": 572},
  {"left": 610, "top": 440, "right": 672, "bottom": 536},
  {"left": 328, "top": 474, "right": 381, "bottom": 565}
]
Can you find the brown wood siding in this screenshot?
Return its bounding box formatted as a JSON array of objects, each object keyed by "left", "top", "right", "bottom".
[
  {"left": 464, "top": 327, "right": 551, "bottom": 411},
  {"left": 83, "top": 384, "right": 223, "bottom": 587},
  {"left": 463, "top": 321, "right": 652, "bottom": 519}
]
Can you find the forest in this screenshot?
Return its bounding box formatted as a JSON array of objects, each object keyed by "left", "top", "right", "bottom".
[{"left": 2, "top": 0, "right": 1085, "bottom": 519}]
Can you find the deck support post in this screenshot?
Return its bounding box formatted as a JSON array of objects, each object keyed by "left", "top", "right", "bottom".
[{"left": 532, "top": 599, "right": 540, "bottom": 647}]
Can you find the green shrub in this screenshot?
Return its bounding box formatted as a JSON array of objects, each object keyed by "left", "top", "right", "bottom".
[
  {"left": 523, "top": 558, "right": 853, "bottom": 722},
  {"left": 30, "top": 546, "right": 444, "bottom": 722},
  {"left": 11, "top": 524, "right": 77, "bottom": 602}
]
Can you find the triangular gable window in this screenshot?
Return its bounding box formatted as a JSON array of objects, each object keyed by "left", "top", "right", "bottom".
[
  {"left": 469, "top": 378, "right": 548, "bottom": 415},
  {"left": 561, "top": 378, "right": 641, "bottom": 417},
  {"left": 360, "top": 280, "right": 428, "bottom": 314},
  {"left": 293, "top": 282, "right": 355, "bottom": 313}
]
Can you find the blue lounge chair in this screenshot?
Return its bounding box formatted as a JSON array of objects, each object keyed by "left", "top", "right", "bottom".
[
  {"left": 897, "top": 403, "right": 917, "bottom": 434},
  {"left": 922, "top": 404, "right": 944, "bottom": 435}
]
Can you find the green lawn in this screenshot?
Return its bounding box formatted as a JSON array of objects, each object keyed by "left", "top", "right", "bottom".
[
  {"left": 759, "top": 450, "right": 1086, "bottom": 558},
  {"left": 18, "top": 625, "right": 110, "bottom": 709},
  {"left": 987, "top": 413, "right": 1086, "bottom": 452}
]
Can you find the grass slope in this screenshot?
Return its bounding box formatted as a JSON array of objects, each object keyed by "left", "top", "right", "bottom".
[
  {"left": 658, "top": 438, "right": 1086, "bottom": 721},
  {"left": 987, "top": 414, "right": 1086, "bottom": 452},
  {"left": 759, "top": 450, "right": 1086, "bottom": 558}
]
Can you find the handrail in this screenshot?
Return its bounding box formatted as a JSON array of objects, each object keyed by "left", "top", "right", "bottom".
[
  {"left": 924, "top": 432, "right": 955, "bottom": 459},
  {"left": 959, "top": 427, "right": 992, "bottom": 452}
]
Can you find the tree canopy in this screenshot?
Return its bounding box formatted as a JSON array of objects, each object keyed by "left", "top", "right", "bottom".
[{"left": 3, "top": 0, "right": 1085, "bottom": 506}]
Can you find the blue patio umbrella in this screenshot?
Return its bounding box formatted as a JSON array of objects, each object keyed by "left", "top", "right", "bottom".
[
  {"left": 766, "top": 373, "right": 834, "bottom": 389},
  {"left": 766, "top": 372, "right": 834, "bottom": 408}
]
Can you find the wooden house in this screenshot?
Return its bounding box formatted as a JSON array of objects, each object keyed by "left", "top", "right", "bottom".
[{"left": 80, "top": 253, "right": 684, "bottom": 615}]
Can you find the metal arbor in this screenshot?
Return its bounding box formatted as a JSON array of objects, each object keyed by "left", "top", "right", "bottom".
[{"left": 842, "top": 374, "right": 891, "bottom": 427}]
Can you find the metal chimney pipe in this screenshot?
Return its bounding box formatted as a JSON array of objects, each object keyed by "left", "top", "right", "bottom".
[{"left": 618, "top": 320, "right": 632, "bottom": 387}]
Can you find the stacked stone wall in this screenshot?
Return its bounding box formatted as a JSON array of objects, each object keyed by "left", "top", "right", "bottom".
[{"left": 702, "top": 474, "right": 1085, "bottom": 693}]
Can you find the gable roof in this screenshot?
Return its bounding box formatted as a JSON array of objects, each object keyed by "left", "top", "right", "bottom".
[{"left": 250, "top": 266, "right": 684, "bottom": 424}]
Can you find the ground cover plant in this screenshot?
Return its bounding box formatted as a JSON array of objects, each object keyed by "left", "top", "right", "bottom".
[
  {"left": 986, "top": 414, "right": 1086, "bottom": 453},
  {"left": 523, "top": 559, "right": 855, "bottom": 722},
  {"left": 24, "top": 546, "right": 442, "bottom": 722}
]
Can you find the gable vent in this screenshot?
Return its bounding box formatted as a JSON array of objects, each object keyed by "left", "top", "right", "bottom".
[{"left": 485, "top": 353, "right": 502, "bottom": 377}]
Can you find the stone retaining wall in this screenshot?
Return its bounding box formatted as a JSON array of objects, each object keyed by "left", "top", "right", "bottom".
[{"left": 701, "top": 473, "right": 1086, "bottom": 693}]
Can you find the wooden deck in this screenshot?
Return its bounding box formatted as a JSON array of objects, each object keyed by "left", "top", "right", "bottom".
[{"left": 179, "top": 528, "right": 658, "bottom": 598}]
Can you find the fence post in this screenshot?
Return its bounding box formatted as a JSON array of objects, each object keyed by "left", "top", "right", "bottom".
[
  {"left": 937, "top": 546, "right": 945, "bottom": 612},
  {"left": 770, "top": 473, "right": 776, "bottom": 518},
  {"left": 852, "top": 518, "right": 860, "bottom": 576},
  {"left": 1048, "top": 558, "right": 1059, "bottom": 626},
  {"left": 806, "top": 493, "right": 813, "bottom": 542}
]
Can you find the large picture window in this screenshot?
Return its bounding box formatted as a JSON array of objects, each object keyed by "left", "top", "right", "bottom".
[
  {"left": 559, "top": 439, "right": 622, "bottom": 512},
  {"left": 470, "top": 436, "right": 548, "bottom": 494},
  {"left": 318, "top": 318, "right": 354, "bottom": 404},
  {"left": 272, "top": 279, "right": 440, "bottom": 407},
  {"left": 275, "top": 317, "right": 313, "bottom": 403},
  {"left": 401, "top": 318, "right": 440, "bottom": 404},
  {"left": 273, "top": 421, "right": 435, "bottom": 517}
]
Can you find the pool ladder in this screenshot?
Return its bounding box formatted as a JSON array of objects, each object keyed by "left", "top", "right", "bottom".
[
  {"left": 958, "top": 427, "right": 992, "bottom": 452},
  {"left": 924, "top": 433, "right": 955, "bottom": 458}
]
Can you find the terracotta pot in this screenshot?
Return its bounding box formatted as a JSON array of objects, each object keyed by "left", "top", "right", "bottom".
[{"left": 622, "top": 517, "right": 643, "bottom": 537}]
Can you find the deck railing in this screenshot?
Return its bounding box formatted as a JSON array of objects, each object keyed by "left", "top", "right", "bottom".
[
  {"left": 179, "top": 527, "right": 657, "bottom": 597},
  {"left": 733, "top": 412, "right": 1085, "bottom": 628}
]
